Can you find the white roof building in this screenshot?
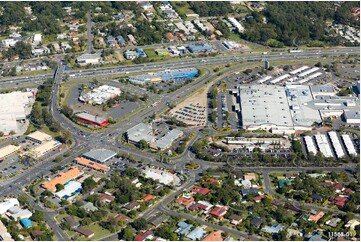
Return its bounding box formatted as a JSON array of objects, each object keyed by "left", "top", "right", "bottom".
[
  {"left": 0, "top": 199, "right": 19, "bottom": 214},
  {"left": 26, "top": 140, "right": 61, "bottom": 159},
  {"left": 76, "top": 53, "right": 101, "bottom": 65},
  {"left": 26, "top": 130, "right": 52, "bottom": 144},
  {"left": 79, "top": 85, "right": 121, "bottom": 105},
  {"left": 7, "top": 207, "right": 32, "bottom": 220},
  {"left": 33, "top": 33, "right": 42, "bottom": 44},
  {"left": 55, "top": 181, "right": 82, "bottom": 199},
  {"left": 0, "top": 145, "right": 21, "bottom": 161},
  {"left": 228, "top": 17, "right": 245, "bottom": 33},
  {"left": 0, "top": 91, "right": 34, "bottom": 135}
]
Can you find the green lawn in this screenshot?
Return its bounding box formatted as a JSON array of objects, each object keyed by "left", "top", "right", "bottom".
[
  {"left": 84, "top": 223, "right": 112, "bottom": 241},
  {"left": 172, "top": 2, "right": 195, "bottom": 15}
]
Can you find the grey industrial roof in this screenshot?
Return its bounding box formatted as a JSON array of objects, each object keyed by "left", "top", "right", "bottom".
[
  {"left": 343, "top": 110, "right": 360, "bottom": 120},
  {"left": 76, "top": 113, "right": 107, "bottom": 124},
  {"left": 285, "top": 85, "right": 322, "bottom": 128},
  {"left": 126, "top": 123, "right": 154, "bottom": 143},
  {"left": 152, "top": 129, "right": 183, "bottom": 149},
  {"left": 238, "top": 85, "right": 293, "bottom": 129},
  {"left": 309, "top": 85, "right": 335, "bottom": 95},
  {"left": 82, "top": 149, "right": 117, "bottom": 163}
]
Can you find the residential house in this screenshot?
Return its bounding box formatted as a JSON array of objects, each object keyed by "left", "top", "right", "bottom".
[
  {"left": 202, "top": 178, "right": 221, "bottom": 185},
  {"left": 175, "top": 221, "right": 193, "bottom": 235},
  {"left": 311, "top": 194, "right": 323, "bottom": 202},
  {"left": 228, "top": 214, "right": 243, "bottom": 225},
  {"left": 6, "top": 207, "right": 32, "bottom": 220},
  {"left": 240, "top": 188, "right": 258, "bottom": 196},
  {"left": 271, "top": 199, "right": 285, "bottom": 208},
  {"left": 334, "top": 183, "right": 344, "bottom": 193},
  {"left": 262, "top": 224, "right": 285, "bottom": 235},
  {"left": 329, "top": 196, "right": 349, "bottom": 208},
  {"left": 308, "top": 211, "right": 325, "bottom": 223},
  {"left": 286, "top": 203, "right": 302, "bottom": 215},
  {"left": 142, "top": 194, "right": 155, "bottom": 202},
  {"left": 175, "top": 196, "right": 195, "bottom": 207},
  {"left": 194, "top": 201, "right": 213, "bottom": 212},
  {"left": 325, "top": 217, "right": 341, "bottom": 228},
  {"left": 192, "top": 186, "right": 210, "bottom": 196},
  {"left": 124, "top": 201, "right": 140, "bottom": 210},
  {"left": 128, "top": 34, "right": 136, "bottom": 45},
  {"left": 64, "top": 216, "right": 80, "bottom": 229},
  {"left": 124, "top": 50, "right": 139, "bottom": 60},
  {"left": 186, "top": 227, "right": 207, "bottom": 240},
  {"left": 305, "top": 231, "right": 326, "bottom": 241},
  {"left": 76, "top": 227, "right": 94, "bottom": 238},
  {"left": 286, "top": 229, "right": 303, "bottom": 239},
  {"left": 116, "top": 35, "right": 126, "bottom": 46},
  {"left": 250, "top": 217, "right": 265, "bottom": 228},
  {"left": 243, "top": 173, "right": 257, "bottom": 181},
  {"left": 30, "top": 230, "right": 43, "bottom": 240},
  {"left": 114, "top": 214, "right": 127, "bottom": 223},
  {"left": 233, "top": 170, "right": 243, "bottom": 179},
  {"left": 98, "top": 193, "right": 115, "bottom": 203},
  {"left": 253, "top": 195, "right": 265, "bottom": 203},
  {"left": 209, "top": 206, "right": 227, "bottom": 220},
  {"left": 202, "top": 230, "right": 223, "bottom": 241},
  {"left": 344, "top": 219, "right": 360, "bottom": 230},
  {"left": 106, "top": 36, "right": 116, "bottom": 47},
  {"left": 149, "top": 214, "right": 169, "bottom": 228},
  {"left": 278, "top": 179, "right": 291, "bottom": 189},
  {"left": 0, "top": 198, "right": 19, "bottom": 214},
  {"left": 166, "top": 32, "right": 175, "bottom": 42},
  {"left": 134, "top": 231, "right": 154, "bottom": 241},
  {"left": 80, "top": 202, "right": 98, "bottom": 212}
]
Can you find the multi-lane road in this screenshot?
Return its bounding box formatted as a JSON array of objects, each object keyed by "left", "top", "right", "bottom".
[{"left": 0, "top": 46, "right": 359, "bottom": 88}]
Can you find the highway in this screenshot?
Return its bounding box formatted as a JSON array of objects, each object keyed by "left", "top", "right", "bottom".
[{"left": 0, "top": 46, "right": 359, "bottom": 88}]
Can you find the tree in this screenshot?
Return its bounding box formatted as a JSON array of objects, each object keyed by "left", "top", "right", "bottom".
[
  {"left": 0, "top": 131, "right": 4, "bottom": 137},
  {"left": 139, "top": 139, "right": 149, "bottom": 150},
  {"left": 30, "top": 210, "right": 45, "bottom": 222},
  {"left": 108, "top": 116, "right": 115, "bottom": 124},
  {"left": 56, "top": 183, "right": 65, "bottom": 191},
  {"left": 122, "top": 226, "right": 134, "bottom": 241},
  {"left": 59, "top": 130, "right": 72, "bottom": 145},
  {"left": 132, "top": 218, "right": 148, "bottom": 230},
  {"left": 9, "top": 130, "right": 16, "bottom": 136},
  {"left": 62, "top": 105, "right": 74, "bottom": 118},
  {"left": 82, "top": 177, "right": 97, "bottom": 193}
]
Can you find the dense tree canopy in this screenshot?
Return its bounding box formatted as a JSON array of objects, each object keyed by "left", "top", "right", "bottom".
[{"left": 188, "top": 1, "right": 233, "bottom": 17}]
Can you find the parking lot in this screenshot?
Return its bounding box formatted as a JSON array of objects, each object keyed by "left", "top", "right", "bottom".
[
  {"left": 0, "top": 137, "right": 64, "bottom": 179},
  {"left": 66, "top": 84, "right": 142, "bottom": 120},
  {"left": 146, "top": 78, "right": 192, "bottom": 93},
  {"left": 172, "top": 103, "right": 207, "bottom": 126}
]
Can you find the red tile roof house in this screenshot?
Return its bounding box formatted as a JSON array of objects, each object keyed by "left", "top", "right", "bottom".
[
  {"left": 142, "top": 194, "right": 155, "bottom": 202},
  {"left": 344, "top": 188, "right": 353, "bottom": 194},
  {"left": 333, "top": 183, "right": 344, "bottom": 193},
  {"left": 308, "top": 211, "right": 325, "bottom": 223},
  {"left": 209, "top": 206, "right": 228, "bottom": 220},
  {"left": 98, "top": 193, "right": 115, "bottom": 203},
  {"left": 202, "top": 178, "right": 221, "bottom": 185},
  {"left": 329, "top": 196, "right": 349, "bottom": 208},
  {"left": 253, "top": 195, "right": 265, "bottom": 203},
  {"left": 192, "top": 186, "right": 210, "bottom": 196},
  {"left": 134, "top": 230, "right": 154, "bottom": 241},
  {"left": 114, "top": 214, "right": 127, "bottom": 223},
  {"left": 175, "top": 196, "right": 195, "bottom": 207}
]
